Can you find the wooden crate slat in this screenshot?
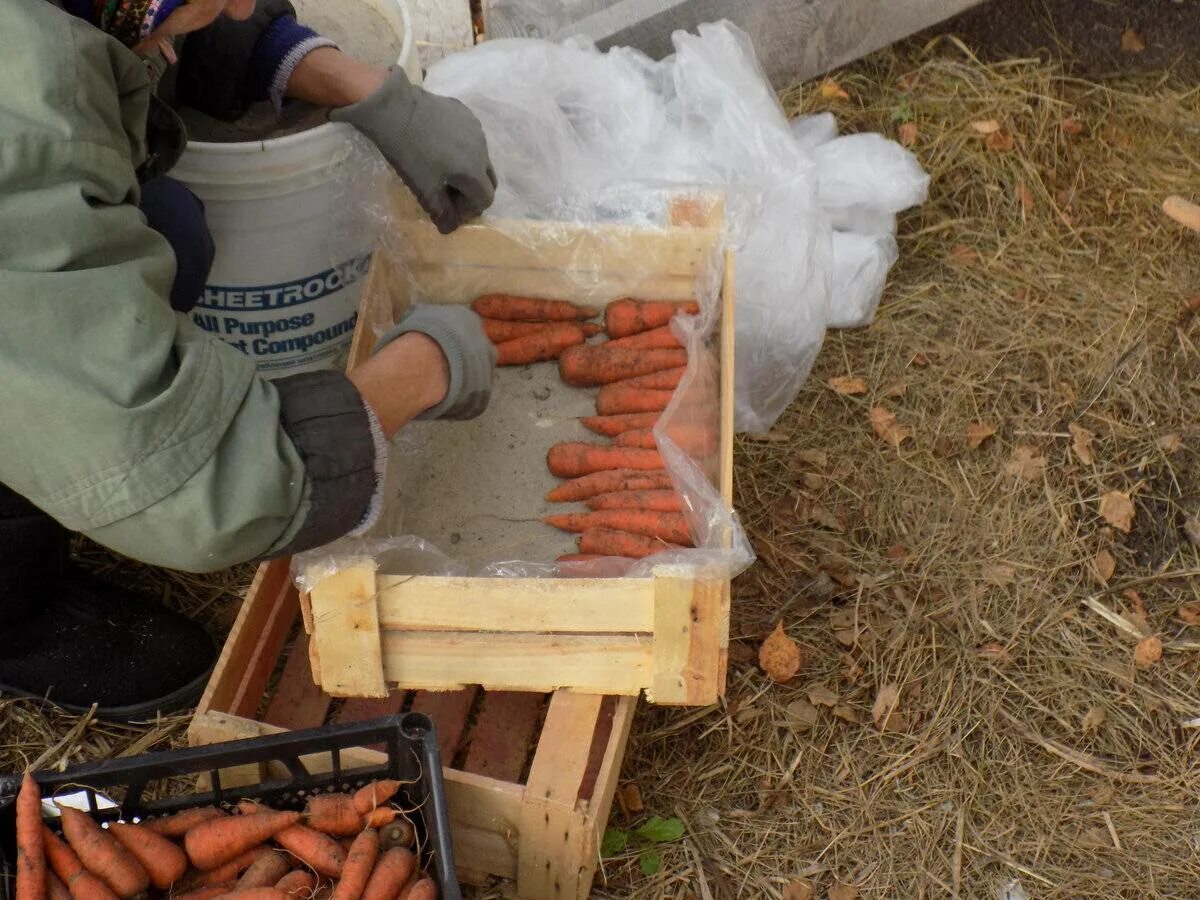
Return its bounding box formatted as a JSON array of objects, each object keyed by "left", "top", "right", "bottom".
[
  {"left": 376, "top": 575, "right": 655, "bottom": 634},
  {"left": 576, "top": 696, "right": 617, "bottom": 802},
  {"left": 262, "top": 632, "right": 332, "bottom": 730},
  {"left": 306, "top": 562, "right": 387, "bottom": 698},
  {"left": 410, "top": 689, "right": 478, "bottom": 765},
  {"left": 462, "top": 691, "right": 546, "bottom": 783},
  {"left": 407, "top": 266, "right": 698, "bottom": 307},
  {"left": 381, "top": 633, "right": 652, "bottom": 695}
]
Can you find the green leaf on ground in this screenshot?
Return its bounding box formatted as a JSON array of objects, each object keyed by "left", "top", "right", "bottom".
[
  {"left": 634, "top": 816, "right": 685, "bottom": 844},
  {"left": 638, "top": 847, "right": 664, "bottom": 875},
  {"left": 601, "top": 827, "right": 629, "bottom": 857}
]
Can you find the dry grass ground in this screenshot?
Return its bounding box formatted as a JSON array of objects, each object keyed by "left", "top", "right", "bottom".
[{"left": 4, "top": 35, "right": 1200, "bottom": 900}]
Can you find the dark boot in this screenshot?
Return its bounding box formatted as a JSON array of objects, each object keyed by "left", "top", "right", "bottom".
[{"left": 0, "top": 487, "right": 218, "bottom": 721}]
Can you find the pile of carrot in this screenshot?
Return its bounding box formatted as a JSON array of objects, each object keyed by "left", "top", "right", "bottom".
[{"left": 13, "top": 771, "right": 437, "bottom": 899}]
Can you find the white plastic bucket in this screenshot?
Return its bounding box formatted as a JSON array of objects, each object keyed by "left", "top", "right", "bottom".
[{"left": 172, "top": 0, "right": 418, "bottom": 377}]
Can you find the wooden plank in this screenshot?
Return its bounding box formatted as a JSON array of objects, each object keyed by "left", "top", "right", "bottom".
[
  {"left": 407, "top": 267, "right": 698, "bottom": 307},
  {"left": 186, "top": 711, "right": 265, "bottom": 791},
  {"left": 376, "top": 576, "right": 654, "bottom": 634},
  {"left": 381, "top": 633, "right": 652, "bottom": 695},
  {"left": 462, "top": 692, "right": 546, "bottom": 783},
  {"left": 682, "top": 579, "right": 723, "bottom": 707},
  {"left": 667, "top": 193, "right": 725, "bottom": 229},
  {"left": 648, "top": 576, "right": 694, "bottom": 704},
  {"left": 444, "top": 768, "right": 524, "bottom": 881},
  {"left": 262, "top": 633, "right": 332, "bottom": 730},
  {"left": 518, "top": 692, "right": 603, "bottom": 899},
  {"left": 577, "top": 696, "right": 617, "bottom": 802},
  {"left": 717, "top": 248, "right": 737, "bottom": 697},
  {"left": 307, "top": 562, "right": 388, "bottom": 698},
  {"left": 347, "top": 247, "right": 403, "bottom": 374},
  {"left": 411, "top": 689, "right": 478, "bottom": 765},
  {"left": 576, "top": 697, "right": 638, "bottom": 899}
]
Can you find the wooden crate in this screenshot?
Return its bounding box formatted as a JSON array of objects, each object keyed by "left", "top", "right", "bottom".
[
  {"left": 301, "top": 190, "right": 736, "bottom": 706},
  {"left": 188, "top": 562, "right": 636, "bottom": 897}
]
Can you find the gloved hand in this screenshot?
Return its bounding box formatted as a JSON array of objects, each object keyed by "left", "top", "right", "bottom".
[
  {"left": 332, "top": 70, "right": 497, "bottom": 234},
  {"left": 374, "top": 306, "right": 494, "bottom": 420}
]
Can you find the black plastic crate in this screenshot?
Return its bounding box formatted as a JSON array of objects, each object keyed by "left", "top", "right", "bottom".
[{"left": 0, "top": 712, "right": 459, "bottom": 899}]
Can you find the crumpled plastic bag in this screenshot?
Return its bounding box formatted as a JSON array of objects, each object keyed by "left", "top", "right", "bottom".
[{"left": 423, "top": 20, "right": 927, "bottom": 431}]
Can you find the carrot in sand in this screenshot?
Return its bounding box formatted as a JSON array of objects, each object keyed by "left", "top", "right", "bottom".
[
  {"left": 546, "top": 443, "right": 662, "bottom": 478},
  {"left": 142, "top": 806, "right": 225, "bottom": 839},
  {"left": 274, "top": 822, "right": 347, "bottom": 878},
  {"left": 578, "top": 528, "right": 681, "bottom": 559},
  {"left": 15, "top": 772, "right": 45, "bottom": 900},
  {"left": 482, "top": 318, "right": 602, "bottom": 343},
  {"left": 605, "top": 325, "right": 683, "bottom": 350},
  {"left": 304, "top": 793, "right": 362, "bottom": 836},
  {"left": 42, "top": 826, "right": 117, "bottom": 900},
  {"left": 579, "top": 412, "right": 660, "bottom": 437},
  {"left": 605, "top": 298, "right": 699, "bottom": 338},
  {"left": 587, "top": 490, "right": 683, "bottom": 512},
  {"left": 545, "top": 510, "right": 692, "bottom": 545},
  {"left": 362, "top": 847, "right": 417, "bottom": 900},
  {"left": 496, "top": 323, "right": 586, "bottom": 365},
  {"left": 331, "top": 829, "right": 379, "bottom": 900},
  {"left": 609, "top": 367, "right": 686, "bottom": 391},
  {"left": 107, "top": 821, "right": 188, "bottom": 890},
  {"left": 558, "top": 345, "right": 687, "bottom": 387},
  {"left": 58, "top": 805, "right": 149, "bottom": 897},
  {"left": 595, "top": 384, "right": 674, "bottom": 415},
  {"left": 184, "top": 809, "right": 300, "bottom": 870},
  {"left": 545, "top": 468, "right": 672, "bottom": 502},
  {"left": 471, "top": 294, "right": 590, "bottom": 322},
  {"left": 613, "top": 429, "right": 657, "bottom": 449}
]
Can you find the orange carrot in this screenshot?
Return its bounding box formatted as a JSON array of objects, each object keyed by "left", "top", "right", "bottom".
[
  {"left": 331, "top": 828, "right": 379, "bottom": 900},
  {"left": 186, "top": 847, "right": 270, "bottom": 887},
  {"left": 555, "top": 554, "right": 605, "bottom": 562},
  {"left": 613, "top": 429, "right": 657, "bottom": 449},
  {"left": 578, "top": 528, "right": 683, "bottom": 558},
  {"left": 235, "top": 850, "right": 292, "bottom": 890},
  {"left": 587, "top": 490, "right": 683, "bottom": 512},
  {"left": 610, "top": 367, "right": 686, "bottom": 391},
  {"left": 275, "top": 822, "right": 346, "bottom": 878},
  {"left": 142, "top": 807, "right": 225, "bottom": 839},
  {"left": 546, "top": 443, "right": 663, "bottom": 477},
  {"left": 46, "top": 872, "right": 72, "bottom": 900},
  {"left": 352, "top": 781, "right": 403, "bottom": 817},
  {"left": 106, "top": 821, "right": 188, "bottom": 890},
  {"left": 361, "top": 847, "right": 417, "bottom": 900},
  {"left": 496, "top": 323, "right": 586, "bottom": 365},
  {"left": 606, "top": 325, "right": 683, "bottom": 350},
  {"left": 482, "top": 318, "right": 602, "bottom": 342},
  {"left": 595, "top": 384, "right": 674, "bottom": 415},
  {"left": 378, "top": 819, "right": 416, "bottom": 851},
  {"left": 184, "top": 809, "right": 300, "bottom": 870},
  {"left": 275, "top": 870, "right": 319, "bottom": 895},
  {"left": 15, "top": 772, "right": 45, "bottom": 900},
  {"left": 558, "top": 345, "right": 688, "bottom": 386},
  {"left": 42, "top": 826, "right": 117, "bottom": 900},
  {"left": 366, "top": 807, "right": 398, "bottom": 829},
  {"left": 545, "top": 510, "right": 691, "bottom": 545},
  {"left": 471, "top": 294, "right": 590, "bottom": 321},
  {"left": 173, "top": 882, "right": 235, "bottom": 900},
  {"left": 304, "top": 794, "right": 362, "bottom": 837},
  {"left": 401, "top": 876, "right": 438, "bottom": 899},
  {"left": 579, "top": 412, "right": 660, "bottom": 437},
  {"left": 222, "top": 889, "right": 286, "bottom": 899},
  {"left": 545, "top": 468, "right": 673, "bottom": 502},
  {"left": 57, "top": 806, "right": 149, "bottom": 897},
  {"left": 604, "top": 298, "right": 699, "bottom": 338}
]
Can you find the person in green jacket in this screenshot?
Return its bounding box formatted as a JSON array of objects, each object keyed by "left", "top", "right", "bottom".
[{"left": 0, "top": 0, "right": 496, "bottom": 720}]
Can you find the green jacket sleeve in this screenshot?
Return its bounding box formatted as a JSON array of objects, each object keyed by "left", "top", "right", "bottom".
[{"left": 0, "top": 0, "right": 377, "bottom": 572}]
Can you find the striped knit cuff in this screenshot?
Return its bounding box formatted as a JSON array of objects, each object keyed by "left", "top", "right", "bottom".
[
  {"left": 347, "top": 405, "right": 388, "bottom": 537},
  {"left": 253, "top": 15, "right": 339, "bottom": 109}
]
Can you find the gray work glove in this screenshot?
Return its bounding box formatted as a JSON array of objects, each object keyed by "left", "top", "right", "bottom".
[
  {"left": 374, "top": 306, "right": 494, "bottom": 420},
  {"left": 332, "top": 70, "right": 497, "bottom": 235}
]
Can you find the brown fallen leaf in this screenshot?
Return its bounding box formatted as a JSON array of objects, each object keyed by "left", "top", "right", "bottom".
[
  {"left": 831, "top": 705, "right": 863, "bottom": 725},
  {"left": 970, "top": 119, "right": 1002, "bottom": 134},
  {"left": 910, "top": 352, "right": 931, "bottom": 368},
  {"left": 946, "top": 244, "right": 979, "bottom": 267},
  {"left": 807, "top": 683, "right": 839, "bottom": 708},
  {"left": 966, "top": 422, "right": 997, "bottom": 449},
  {"left": 1006, "top": 445, "right": 1047, "bottom": 481},
  {"left": 1016, "top": 179, "right": 1035, "bottom": 213},
  {"left": 1099, "top": 491, "right": 1135, "bottom": 533},
  {"left": 898, "top": 122, "right": 918, "bottom": 147},
  {"left": 829, "top": 881, "right": 860, "bottom": 900},
  {"left": 1094, "top": 549, "right": 1116, "bottom": 583},
  {"left": 884, "top": 543, "right": 909, "bottom": 560},
  {"left": 828, "top": 375, "right": 868, "bottom": 396},
  {"left": 1060, "top": 116, "right": 1085, "bottom": 136},
  {"left": 1133, "top": 635, "right": 1162, "bottom": 669},
  {"left": 883, "top": 381, "right": 908, "bottom": 399},
  {"left": 1081, "top": 706, "right": 1106, "bottom": 735},
  {"left": 1069, "top": 423, "right": 1095, "bottom": 465},
  {"left": 818, "top": 78, "right": 850, "bottom": 101},
  {"left": 872, "top": 682, "right": 903, "bottom": 731},
  {"left": 759, "top": 622, "right": 803, "bottom": 683},
  {"left": 869, "top": 406, "right": 911, "bottom": 448},
  {"left": 782, "top": 880, "right": 814, "bottom": 900},
  {"left": 809, "top": 503, "right": 844, "bottom": 532},
  {"left": 797, "top": 449, "right": 828, "bottom": 467},
  {"left": 785, "top": 699, "right": 820, "bottom": 731},
  {"left": 1120, "top": 27, "right": 1146, "bottom": 53},
  {"left": 976, "top": 641, "right": 1009, "bottom": 661},
  {"left": 1158, "top": 433, "right": 1183, "bottom": 454},
  {"left": 619, "top": 783, "right": 644, "bottom": 814},
  {"left": 1177, "top": 603, "right": 1200, "bottom": 625},
  {"left": 983, "top": 564, "right": 1016, "bottom": 586},
  {"left": 986, "top": 130, "right": 1015, "bottom": 152}
]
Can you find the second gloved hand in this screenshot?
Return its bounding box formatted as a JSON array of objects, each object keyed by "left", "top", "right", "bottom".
[
  {"left": 374, "top": 306, "right": 494, "bottom": 420},
  {"left": 332, "top": 70, "right": 497, "bottom": 234}
]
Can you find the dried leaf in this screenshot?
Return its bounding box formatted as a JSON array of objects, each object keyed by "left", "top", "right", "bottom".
[
  {"left": 1069, "top": 423, "right": 1095, "bottom": 465},
  {"left": 1016, "top": 179, "right": 1035, "bottom": 213},
  {"left": 782, "top": 879, "right": 814, "bottom": 900},
  {"left": 970, "top": 119, "right": 1002, "bottom": 134},
  {"left": 784, "top": 699, "right": 820, "bottom": 731},
  {"left": 883, "top": 381, "right": 908, "bottom": 399},
  {"left": 946, "top": 244, "right": 979, "bottom": 267},
  {"left": 1081, "top": 706, "right": 1106, "bottom": 735},
  {"left": 983, "top": 564, "right": 1016, "bottom": 586},
  {"left": 1177, "top": 603, "right": 1200, "bottom": 625},
  {"left": 620, "top": 783, "right": 644, "bottom": 813},
  {"left": 898, "top": 122, "right": 918, "bottom": 147},
  {"left": 872, "top": 683, "right": 903, "bottom": 731},
  {"left": 986, "top": 130, "right": 1015, "bottom": 152},
  {"left": 1060, "top": 116, "right": 1085, "bottom": 136},
  {"left": 828, "top": 375, "right": 868, "bottom": 396},
  {"left": 976, "top": 641, "right": 1009, "bottom": 661},
  {"left": 829, "top": 881, "right": 860, "bottom": 900},
  {"left": 810, "top": 504, "right": 845, "bottom": 532},
  {"left": 1120, "top": 27, "right": 1146, "bottom": 53},
  {"left": 759, "top": 622, "right": 803, "bottom": 683},
  {"left": 1094, "top": 549, "right": 1116, "bottom": 583},
  {"left": 818, "top": 78, "right": 850, "bottom": 101},
  {"left": 1099, "top": 491, "right": 1135, "bottom": 533},
  {"left": 885, "top": 543, "right": 909, "bottom": 560},
  {"left": 910, "top": 352, "right": 931, "bottom": 368},
  {"left": 1158, "top": 433, "right": 1183, "bottom": 454},
  {"left": 1006, "top": 445, "right": 1047, "bottom": 481},
  {"left": 869, "top": 406, "right": 911, "bottom": 448},
  {"left": 831, "top": 705, "right": 863, "bottom": 725},
  {"left": 806, "top": 684, "right": 839, "bottom": 708},
  {"left": 797, "top": 449, "right": 829, "bottom": 467},
  {"left": 966, "top": 422, "right": 997, "bottom": 449},
  {"left": 1133, "top": 635, "right": 1163, "bottom": 669}
]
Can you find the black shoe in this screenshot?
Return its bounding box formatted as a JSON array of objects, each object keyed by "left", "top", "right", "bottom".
[{"left": 0, "top": 568, "right": 217, "bottom": 722}]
